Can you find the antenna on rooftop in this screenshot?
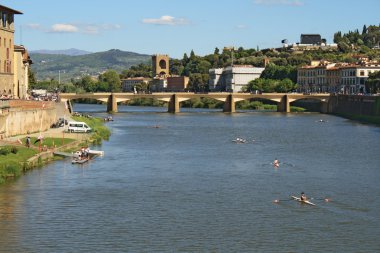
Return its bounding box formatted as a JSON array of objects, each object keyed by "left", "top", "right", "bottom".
[{"left": 20, "top": 25, "right": 23, "bottom": 45}]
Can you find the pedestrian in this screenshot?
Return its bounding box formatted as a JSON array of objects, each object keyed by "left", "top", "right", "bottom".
[{"left": 26, "top": 136, "right": 31, "bottom": 148}]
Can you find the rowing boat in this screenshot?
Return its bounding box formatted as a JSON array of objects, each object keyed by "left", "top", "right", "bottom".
[
  {"left": 72, "top": 158, "right": 90, "bottom": 164},
  {"left": 291, "top": 196, "right": 316, "bottom": 206}
]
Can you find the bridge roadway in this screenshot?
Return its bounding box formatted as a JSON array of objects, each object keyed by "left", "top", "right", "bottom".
[{"left": 59, "top": 92, "right": 331, "bottom": 113}]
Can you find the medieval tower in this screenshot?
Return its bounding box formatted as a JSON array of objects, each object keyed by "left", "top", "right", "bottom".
[{"left": 152, "top": 54, "right": 169, "bottom": 78}]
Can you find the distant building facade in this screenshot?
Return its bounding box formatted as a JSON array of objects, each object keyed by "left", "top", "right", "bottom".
[
  {"left": 297, "top": 60, "right": 380, "bottom": 94},
  {"left": 167, "top": 76, "right": 189, "bottom": 91},
  {"left": 151, "top": 77, "right": 167, "bottom": 92},
  {"left": 300, "top": 34, "right": 322, "bottom": 45},
  {"left": 0, "top": 4, "right": 22, "bottom": 98},
  {"left": 121, "top": 77, "right": 151, "bottom": 92},
  {"left": 209, "top": 65, "right": 265, "bottom": 92}
]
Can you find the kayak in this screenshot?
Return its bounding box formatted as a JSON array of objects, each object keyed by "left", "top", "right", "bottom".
[
  {"left": 291, "top": 196, "right": 316, "bottom": 206},
  {"left": 72, "top": 158, "right": 90, "bottom": 164}
]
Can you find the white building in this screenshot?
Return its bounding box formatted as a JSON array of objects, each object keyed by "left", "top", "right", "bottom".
[{"left": 209, "top": 65, "right": 265, "bottom": 92}]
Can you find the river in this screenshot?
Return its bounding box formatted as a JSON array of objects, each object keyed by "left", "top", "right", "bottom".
[{"left": 1, "top": 104, "right": 379, "bottom": 252}]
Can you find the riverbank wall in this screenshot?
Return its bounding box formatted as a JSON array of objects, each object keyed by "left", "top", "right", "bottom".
[
  {"left": 0, "top": 101, "right": 69, "bottom": 139},
  {"left": 327, "top": 95, "right": 380, "bottom": 116}
]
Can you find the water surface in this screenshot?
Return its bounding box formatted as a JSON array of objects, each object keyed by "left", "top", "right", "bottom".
[{"left": 1, "top": 104, "right": 379, "bottom": 252}]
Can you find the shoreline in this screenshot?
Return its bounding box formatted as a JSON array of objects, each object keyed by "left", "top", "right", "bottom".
[{"left": 0, "top": 115, "right": 111, "bottom": 184}]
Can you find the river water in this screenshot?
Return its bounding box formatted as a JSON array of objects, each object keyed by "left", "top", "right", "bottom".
[{"left": 1, "top": 104, "right": 379, "bottom": 252}]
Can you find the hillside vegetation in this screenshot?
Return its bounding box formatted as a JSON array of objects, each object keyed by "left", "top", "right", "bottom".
[
  {"left": 30, "top": 49, "right": 151, "bottom": 82},
  {"left": 30, "top": 25, "right": 380, "bottom": 94}
]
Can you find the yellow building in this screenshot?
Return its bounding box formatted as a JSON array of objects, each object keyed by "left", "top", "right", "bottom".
[
  {"left": 0, "top": 4, "right": 22, "bottom": 98},
  {"left": 14, "top": 45, "right": 32, "bottom": 99}
]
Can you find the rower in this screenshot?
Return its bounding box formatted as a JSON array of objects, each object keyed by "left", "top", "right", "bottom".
[{"left": 300, "top": 192, "right": 307, "bottom": 201}]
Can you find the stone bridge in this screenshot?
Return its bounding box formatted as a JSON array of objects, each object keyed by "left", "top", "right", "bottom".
[{"left": 59, "top": 92, "right": 331, "bottom": 113}]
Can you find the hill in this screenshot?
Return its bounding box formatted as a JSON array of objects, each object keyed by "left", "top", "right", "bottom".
[
  {"left": 30, "top": 49, "right": 151, "bottom": 82},
  {"left": 30, "top": 48, "right": 92, "bottom": 56}
]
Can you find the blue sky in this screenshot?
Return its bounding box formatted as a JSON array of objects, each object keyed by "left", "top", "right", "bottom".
[{"left": 2, "top": 0, "right": 380, "bottom": 58}]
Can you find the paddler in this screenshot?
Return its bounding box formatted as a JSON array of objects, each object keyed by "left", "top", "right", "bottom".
[
  {"left": 300, "top": 192, "right": 307, "bottom": 201},
  {"left": 273, "top": 159, "right": 279, "bottom": 168}
]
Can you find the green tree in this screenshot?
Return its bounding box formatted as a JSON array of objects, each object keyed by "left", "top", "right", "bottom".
[
  {"left": 190, "top": 50, "right": 196, "bottom": 60},
  {"left": 365, "top": 71, "right": 380, "bottom": 93},
  {"left": 338, "top": 41, "right": 351, "bottom": 53},
  {"left": 275, "top": 78, "right": 297, "bottom": 93},
  {"left": 261, "top": 64, "right": 298, "bottom": 82},
  {"left": 362, "top": 25, "right": 367, "bottom": 35},
  {"left": 98, "top": 70, "right": 121, "bottom": 92},
  {"left": 28, "top": 69, "right": 37, "bottom": 88},
  {"left": 189, "top": 73, "right": 209, "bottom": 92}
]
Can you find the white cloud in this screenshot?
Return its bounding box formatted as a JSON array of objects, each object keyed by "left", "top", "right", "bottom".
[
  {"left": 142, "top": 15, "right": 189, "bottom": 25},
  {"left": 254, "top": 0, "right": 304, "bottom": 6},
  {"left": 50, "top": 24, "right": 79, "bottom": 33},
  {"left": 28, "top": 23, "right": 121, "bottom": 34}
]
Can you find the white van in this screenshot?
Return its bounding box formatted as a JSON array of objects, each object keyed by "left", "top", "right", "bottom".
[{"left": 67, "top": 121, "right": 92, "bottom": 133}]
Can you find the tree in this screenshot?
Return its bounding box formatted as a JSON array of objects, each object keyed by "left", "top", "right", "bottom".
[
  {"left": 190, "top": 50, "right": 196, "bottom": 60},
  {"left": 261, "top": 64, "right": 298, "bottom": 83},
  {"left": 182, "top": 53, "right": 189, "bottom": 66},
  {"left": 362, "top": 25, "right": 367, "bottom": 35},
  {"left": 365, "top": 71, "right": 380, "bottom": 93},
  {"left": 337, "top": 41, "right": 351, "bottom": 53},
  {"left": 98, "top": 70, "right": 121, "bottom": 92},
  {"left": 189, "top": 73, "right": 209, "bottom": 92},
  {"left": 28, "top": 69, "right": 37, "bottom": 88},
  {"left": 275, "top": 78, "right": 297, "bottom": 93},
  {"left": 333, "top": 31, "right": 342, "bottom": 43}
]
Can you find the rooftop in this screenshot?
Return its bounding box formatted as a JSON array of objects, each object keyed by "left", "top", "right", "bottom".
[{"left": 0, "top": 4, "right": 23, "bottom": 14}]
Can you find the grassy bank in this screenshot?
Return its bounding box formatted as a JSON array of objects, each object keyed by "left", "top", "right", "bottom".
[
  {"left": 0, "top": 116, "right": 111, "bottom": 184},
  {"left": 72, "top": 115, "right": 111, "bottom": 144},
  {"left": 335, "top": 113, "right": 380, "bottom": 126}
]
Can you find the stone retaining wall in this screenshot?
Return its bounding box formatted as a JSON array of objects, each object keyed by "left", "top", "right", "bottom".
[{"left": 0, "top": 101, "right": 69, "bottom": 139}]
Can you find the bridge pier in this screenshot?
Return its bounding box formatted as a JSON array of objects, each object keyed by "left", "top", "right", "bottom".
[
  {"left": 107, "top": 94, "right": 118, "bottom": 113},
  {"left": 320, "top": 101, "right": 329, "bottom": 113},
  {"left": 277, "top": 95, "right": 290, "bottom": 113},
  {"left": 223, "top": 94, "right": 235, "bottom": 113},
  {"left": 168, "top": 94, "right": 179, "bottom": 113},
  {"left": 66, "top": 100, "right": 73, "bottom": 114}
]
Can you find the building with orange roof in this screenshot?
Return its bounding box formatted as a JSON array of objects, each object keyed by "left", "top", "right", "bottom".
[{"left": 297, "top": 60, "right": 380, "bottom": 94}]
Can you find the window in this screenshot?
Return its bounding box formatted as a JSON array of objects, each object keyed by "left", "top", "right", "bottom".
[
  {"left": 2, "top": 12, "right": 6, "bottom": 28},
  {"left": 360, "top": 71, "right": 365, "bottom": 76}
]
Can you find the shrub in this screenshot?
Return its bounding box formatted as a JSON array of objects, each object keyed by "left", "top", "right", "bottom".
[
  {"left": 0, "top": 147, "right": 11, "bottom": 156},
  {"left": 11, "top": 146, "right": 18, "bottom": 154}
]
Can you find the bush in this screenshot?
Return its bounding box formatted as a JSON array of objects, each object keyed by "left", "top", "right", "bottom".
[
  {"left": 0, "top": 147, "right": 11, "bottom": 156},
  {"left": 11, "top": 146, "right": 18, "bottom": 154}
]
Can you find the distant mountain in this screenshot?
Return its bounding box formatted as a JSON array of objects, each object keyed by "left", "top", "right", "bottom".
[
  {"left": 29, "top": 49, "right": 151, "bottom": 82},
  {"left": 30, "top": 48, "right": 92, "bottom": 56}
]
